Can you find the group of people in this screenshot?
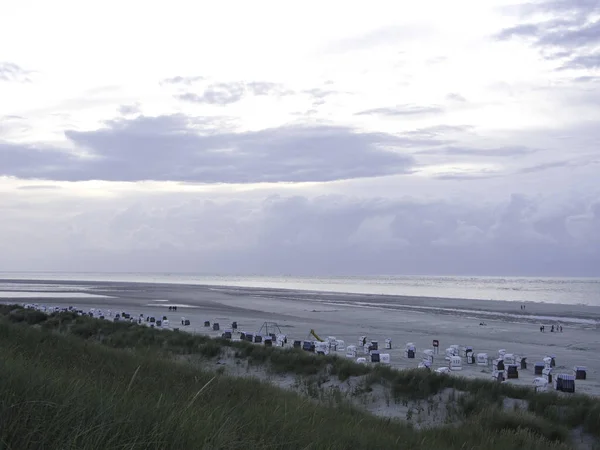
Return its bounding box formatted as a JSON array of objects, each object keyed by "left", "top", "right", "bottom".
[{"left": 540, "top": 324, "right": 563, "bottom": 333}]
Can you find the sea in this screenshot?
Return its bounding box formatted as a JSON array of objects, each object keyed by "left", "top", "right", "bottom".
[{"left": 0, "top": 272, "right": 599, "bottom": 307}]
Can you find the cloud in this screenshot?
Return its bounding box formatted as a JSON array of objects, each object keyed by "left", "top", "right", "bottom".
[
  {"left": 495, "top": 24, "right": 541, "bottom": 41},
  {"left": 302, "top": 88, "right": 339, "bottom": 107},
  {"left": 432, "top": 172, "right": 504, "bottom": 181},
  {"left": 532, "top": 0, "right": 599, "bottom": 17},
  {"left": 0, "top": 62, "right": 31, "bottom": 82},
  {"left": 16, "top": 185, "right": 62, "bottom": 190},
  {"left": 0, "top": 114, "right": 418, "bottom": 183},
  {"left": 177, "top": 81, "right": 292, "bottom": 105},
  {"left": 160, "top": 75, "right": 204, "bottom": 85},
  {"left": 117, "top": 104, "right": 141, "bottom": 116},
  {"left": 419, "top": 145, "right": 537, "bottom": 157},
  {"left": 494, "top": 1, "right": 600, "bottom": 70},
  {"left": 328, "top": 24, "right": 434, "bottom": 53},
  {"left": 177, "top": 83, "right": 245, "bottom": 105},
  {"left": 246, "top": 81, "right": 293, "bottom": 96},
  {"left": 517, "top": 156, "right": 599, "bottom": 174},
  {"left": 446, "top": 93, "right": 467, "bottom": 102},
  {"left": 404, "top": 125, "right": 474, "bottom": 138},
  {"left": 566, "top": 199, "right": 600, "bottom": 246},
  {"left": 2, "top": 190, "right": 598, "bottom": 276},
  {"left": 355, "top": 105, "right": 444, "bottom": 117},
  {"left": 0, "top": 141, "right": 83, "bottom": 180},
  {"left": 564, "top": 54, "right": 600, "bottom": 70},
  {"left": 0, "top": 115, "right": 30, "bottom": 137}
]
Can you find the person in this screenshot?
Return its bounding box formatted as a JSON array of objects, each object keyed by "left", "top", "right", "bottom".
[{"left": 551, "top": 325, "right": 554, "bottom": 332}]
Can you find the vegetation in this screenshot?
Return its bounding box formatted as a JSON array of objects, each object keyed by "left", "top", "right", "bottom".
[{"left": 0, "top": 304, "right": 598, "bottom": 449}]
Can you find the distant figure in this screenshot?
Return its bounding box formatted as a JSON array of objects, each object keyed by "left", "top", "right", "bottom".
[
  {"left": 560, "top": 325, "right": 563, "bottom": 332},
  {"left": 551, "top": 325, "right": 554, "bottom": 332}
]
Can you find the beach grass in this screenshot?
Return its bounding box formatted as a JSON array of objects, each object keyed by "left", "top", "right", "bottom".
[{"left": 0, "top": 305, "right": 597, "bottom": 449}]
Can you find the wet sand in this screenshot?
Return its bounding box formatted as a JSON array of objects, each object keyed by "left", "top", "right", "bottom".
[{"left": 4, "top": 278, "right": 600, "bottom": 396}]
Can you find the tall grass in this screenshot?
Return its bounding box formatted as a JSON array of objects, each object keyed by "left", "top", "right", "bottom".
[
  {"left": 1, "top": 305, "right": 599, "bottom": 448},
  {"left": 0, "top": 318, "right": 574, "bottom": 450}
]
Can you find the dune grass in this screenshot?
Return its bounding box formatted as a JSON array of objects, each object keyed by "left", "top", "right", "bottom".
[{"left": 0, "top": 305, "right": 597, "bottom": 449}]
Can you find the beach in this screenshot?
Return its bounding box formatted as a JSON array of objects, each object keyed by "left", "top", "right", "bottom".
[{"left": 3, "top": 278, "right": 600, "bottom": 396}]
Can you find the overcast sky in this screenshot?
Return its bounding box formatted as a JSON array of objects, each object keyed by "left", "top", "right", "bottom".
[{"left": 1, "top": 0, "right": 599, "bottom": 276}]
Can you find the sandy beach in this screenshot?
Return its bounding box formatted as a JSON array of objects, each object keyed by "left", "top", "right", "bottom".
[{"left": 3, "top": 278, "right": 600, "bottom": 396}]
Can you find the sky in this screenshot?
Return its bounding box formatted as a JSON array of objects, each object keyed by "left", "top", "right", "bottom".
[{"left": 1, "top": 0, "right": 599, "bottom": 276}]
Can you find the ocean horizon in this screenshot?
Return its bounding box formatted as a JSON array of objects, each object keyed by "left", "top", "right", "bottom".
[{"left": 1, "top": 272, "right": 599, "bottom": 307}]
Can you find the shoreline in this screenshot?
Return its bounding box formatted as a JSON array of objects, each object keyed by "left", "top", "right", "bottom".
[
  {"left": 1, "top": 273, "right": 599, "bottom": 305},
  {"left": 1, "top": 278, "right": 600, "bottom": 325}
]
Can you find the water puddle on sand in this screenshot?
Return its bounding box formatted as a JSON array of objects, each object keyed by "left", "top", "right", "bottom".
[
  {"left": 144, "top": 303, "right": 196, "bottom": 308},
  {"left": 0, "top": 291, "right": 113, "bottom": 298}
]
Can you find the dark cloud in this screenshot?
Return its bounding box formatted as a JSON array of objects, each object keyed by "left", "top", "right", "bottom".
[
  {"left": 355, "top": 105, "right": 444, "bottom": 117},
  {"left": 0, "top": 141, "right": 82, "bottom": 179},
  {"left": 160, "top": 75, "right": 204, "bottom": 86},
  {"left": 0, "top": 62, "right": 30, "bottom": 82},
  {"left": 177, "top": 81, "right": 292, "bottom": 105},
  {"left": 0, "top": 115, "right": 419, "bottom": 183},
  {"left": 7, "top": 192, "right": 598, "bottom": 276},
  {"left": 494, "top": 1, "right": 600, "bottom": 70}
]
